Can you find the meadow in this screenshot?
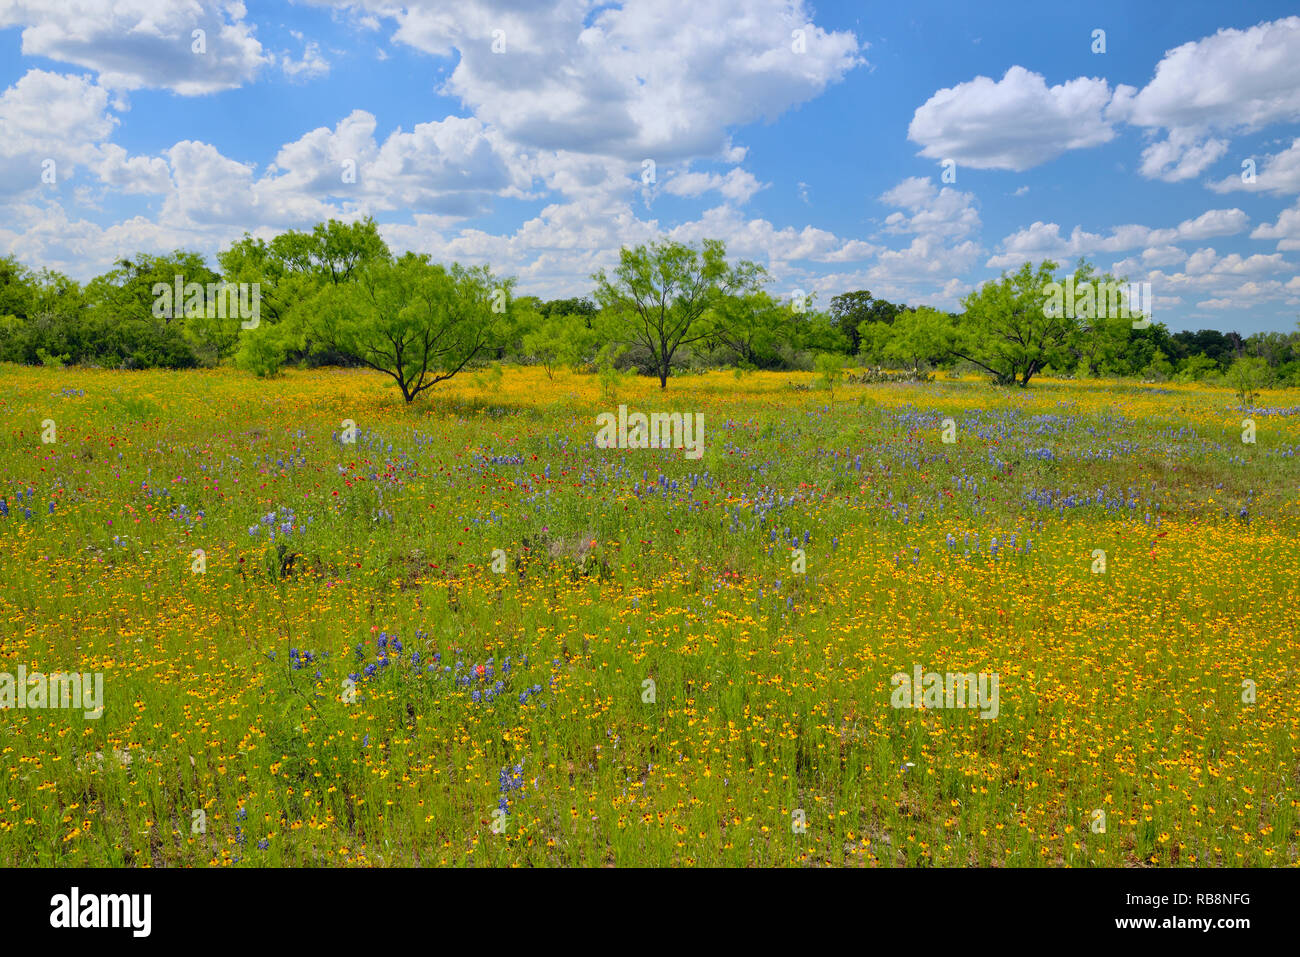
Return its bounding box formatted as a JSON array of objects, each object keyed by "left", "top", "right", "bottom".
[{"left": 1, "top": 363, "right": 1297, "bottom": 867}]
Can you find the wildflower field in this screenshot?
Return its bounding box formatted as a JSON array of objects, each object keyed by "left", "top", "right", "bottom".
[{"left": 1, "top": 363, "right": 1297, "bottom": 868}]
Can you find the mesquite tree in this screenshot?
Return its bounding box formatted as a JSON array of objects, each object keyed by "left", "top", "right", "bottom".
[
  {"left": 310, "top": 252, "right": 506, "bottom": 403},
  {"left": 592, "top": 238, "right": 763, "bottom": 388}
]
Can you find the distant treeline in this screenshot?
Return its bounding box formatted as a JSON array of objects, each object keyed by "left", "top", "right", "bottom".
[{"left": 2, "top": 217, "right": 1296, "bottom": 399}]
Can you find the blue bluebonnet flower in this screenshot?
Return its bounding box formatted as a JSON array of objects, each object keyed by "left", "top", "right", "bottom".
[{"left": 497, "top": 762, "right": 526, "bottom": 811}]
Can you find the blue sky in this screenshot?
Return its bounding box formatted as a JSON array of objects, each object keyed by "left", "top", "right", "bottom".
[{"left": 1, "top": 0, "right": 1299, "bottom": 332}]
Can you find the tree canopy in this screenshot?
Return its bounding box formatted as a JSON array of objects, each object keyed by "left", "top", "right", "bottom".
[{"left": 1, "top": 231, "right": 1296, "bottom": 392}]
